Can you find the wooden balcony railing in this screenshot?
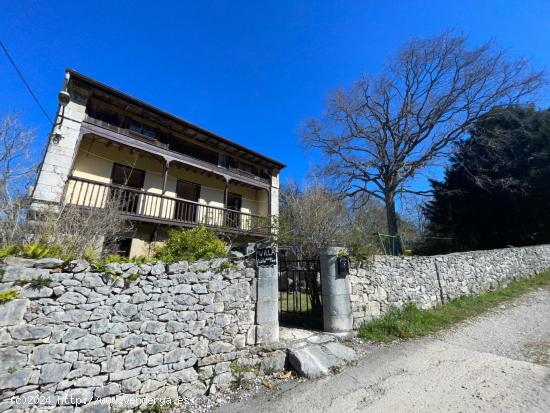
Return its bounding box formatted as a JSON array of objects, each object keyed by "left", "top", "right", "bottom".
[
  {"left": 83, "top": 116, "right": 271, "bottom": 185},
  {"left": 64, "top": 177, "right": 271, "bottom": 236}
]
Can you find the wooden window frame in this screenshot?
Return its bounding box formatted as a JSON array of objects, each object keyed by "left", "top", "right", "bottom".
[{"left": 110, "top": 163, "right": 146, "bottom": 189}]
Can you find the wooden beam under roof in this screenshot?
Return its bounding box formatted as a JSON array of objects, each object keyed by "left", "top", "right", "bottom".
[
  {"left": 80, "top": 120, "right": 271, "bottom": 189},
  {"left": 69, "top": 69, "right": 285, "bottom": 170}
]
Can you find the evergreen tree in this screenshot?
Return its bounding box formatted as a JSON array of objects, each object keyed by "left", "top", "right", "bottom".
[{"left": 423, "top": 106, "right": 550, "bottom": 252}]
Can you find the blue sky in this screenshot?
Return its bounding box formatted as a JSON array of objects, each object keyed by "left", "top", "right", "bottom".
[{"left": 1, "top": 0, "right": 549, "bottom": 189}]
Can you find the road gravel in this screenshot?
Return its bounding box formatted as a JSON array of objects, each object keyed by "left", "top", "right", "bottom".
[{"left": 215, "top": 287, "right": 550, "bottom": 413}]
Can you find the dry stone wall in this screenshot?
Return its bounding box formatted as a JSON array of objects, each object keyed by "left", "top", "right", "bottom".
[
  {"left": 0, "top": 257, "right": 286, "bottom": 412},
  {"left": 349, "top": 245, "right": 550, "bottom": 328}
]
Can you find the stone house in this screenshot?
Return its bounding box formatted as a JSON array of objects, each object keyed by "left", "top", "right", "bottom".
[{"left": 30, "top": 70, "right": 285, "bottom": 257}]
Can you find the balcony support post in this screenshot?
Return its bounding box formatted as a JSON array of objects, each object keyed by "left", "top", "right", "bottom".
[
  {"left": 223, "top": 176, "right": 230, "bottom": 207},
  {"left": 267, "top": 188, "right": 272, "bottom": 234},
  {"left": 159, "top": 160, "right": 169, "bottom": 219}
]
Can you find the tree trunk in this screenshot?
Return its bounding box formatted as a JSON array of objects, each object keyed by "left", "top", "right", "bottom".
[{"left": 384, "top": 191, "right": 402, "bottom": 255}]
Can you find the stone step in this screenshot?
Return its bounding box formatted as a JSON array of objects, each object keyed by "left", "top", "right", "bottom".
[{"left": 288, "top": 335, "right": 357, "bottom": 379}]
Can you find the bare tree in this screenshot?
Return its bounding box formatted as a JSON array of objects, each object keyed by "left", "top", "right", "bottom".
[
  {"left": 280, "top": 181, "right": 348, "bottom": 259},
  {"left": 303, "top": 31, "right": 546, "bottom": 251},
  {"left": 0, "top": 114, "right": 36, "bottom": 246},
  {"left": 33, "top": 199, "right": 133, "bottom": 259},
  {"left": 0, "top": 113, "right": 133, "bottom": 257}
]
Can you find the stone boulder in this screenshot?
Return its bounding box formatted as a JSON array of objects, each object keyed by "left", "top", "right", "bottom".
[
  {"left": 0, "top": 299, "right": 29, "bottom": 327},
  {"left": 288, "top": 341, "right": 356, "bottom": 379},
  {"left": 34, "top": 258, "right": 64, "bottom": 269}
]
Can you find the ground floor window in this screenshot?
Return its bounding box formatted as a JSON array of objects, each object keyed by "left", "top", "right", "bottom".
[{"left": 103, "top": 238, "right": 132, "bottom": 257}]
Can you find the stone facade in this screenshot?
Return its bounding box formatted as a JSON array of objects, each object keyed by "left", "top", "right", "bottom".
[
  {"left": 32, "top": 76, "right": 88, "bottom": 208},
  {"left": 349, "top": 245, "right": 550, "bottom": 328},
  {"left": 0, "top": 257, "right": 285, "bottom": 412}
]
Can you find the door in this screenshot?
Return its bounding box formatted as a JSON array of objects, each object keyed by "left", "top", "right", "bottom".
[
  {"left": 225, "top": 192, "right": 242, "bottom": 228},
  {"left": 278, "top": 256, "right": 323, "bottom": 329},
  {"left": 103, "top": 238, "right": 132, "bottom": 258},
  {"left": 110, "top": 163, "right": 145, "bottom": 214},
  {"left": 174, "top": 180, "right": 200, "bottom": 222}
]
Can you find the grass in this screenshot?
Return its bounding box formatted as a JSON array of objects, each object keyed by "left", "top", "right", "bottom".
[
  {"left": 230, "top": 362, "right": 260, "bottom": 390},
  {"left": 0, "top": 289, "right": 20, "bottom": 304},
  {"left": 16, "top": 275, "right": 52, "bottom": 290},
  {"left": 279, "top": 291, "right": 324, "bottom": 329},
  {"left": 279, "top": 291, "right": 314, "bottom": 313},
  {"left": 358, "top": 270, "right": 550, "bottom": 343}
]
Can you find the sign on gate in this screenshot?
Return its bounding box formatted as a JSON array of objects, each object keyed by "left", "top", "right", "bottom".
[{"left": 257, "top": 246, "right": 277, "bottom": 267}]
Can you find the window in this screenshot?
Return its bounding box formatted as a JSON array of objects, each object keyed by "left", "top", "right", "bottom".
[
  {"left": 128, "top": 121, "right": 142, "bottom": 134},
  {"left": 103, "top": 238, "right": 132, "bottom": 257},
  {"left": 127, "top": 120, "right": 158, "bottom": 141},
  {"left": 111, "top": 164, "right": 145, "bottom": 189},
  {"left": 220, "top": 155, "right": 239, "bottom": 169},
  {"left": 220, "top": 155, "right": 261, "bottom": 178},
  {"left": 143, "top": 126, "right": 156, "bottom": 138},
  {"left": 238, "top": 161, "right": 258, "bottom": 176},
  {"left": 176, "top": 180, "right": 200, "bottom": 202},
  {"left": 226, "top": 192, "right": 242, "bottom": 211},
  {"left": 169, "top": 137, "right": 219, "bottom": 164},
  {"left": 110, "top": 164, "right": 146, "bottom": 214},
  {"left": 86, "top": 103, "right": 120, "bottom": 126},
  {"left": 225, "top": 192, "right": 242, "bottom": 228}
]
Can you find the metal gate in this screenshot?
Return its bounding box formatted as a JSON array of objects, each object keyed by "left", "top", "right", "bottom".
[{"left": 278, "top": 258, "right": 323, "bottom": 329}]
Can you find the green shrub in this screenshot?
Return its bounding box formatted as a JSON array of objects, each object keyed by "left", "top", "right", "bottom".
[
  {"left": 0, "top": 244, "right": 22, "bottom": 260},
  {"left": 101, "top": 254, "right": 152, "bottom": 265},
  {"left": 218, "top": 260, "right": 236, "bottom": 271},
  {"left": 103, "top": 254, "right": 128, "bottom": 264},
  {"left": 0, "top": 289, "right": 20, "bottom": 304},
  {"left": 154, "top": 226, "right": 227, "bottom": 262},
  {"left": 82, "top": 247, "right": 100, "bottom": 263},
  {"left": 90, "top": 253, "right": 154, "bottom": 272},
  {"left": 0, "top": 243, "right": 68, "bottom": 260},
  {"left": 131, "top": 255, "right": 151, "bottom": 266},
  {"left": 0, "top": 241, "right": 79, "bottom": 262},
  {"left": 21, "top": 243, "right": 63, "bottom": 259}
]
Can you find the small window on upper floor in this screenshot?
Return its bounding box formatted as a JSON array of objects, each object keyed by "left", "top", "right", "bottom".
[
  {"left": 127, "top": 120, "right": 158, "bottom": 141},
  {"left": 143, "top": 126, "right": 156, "bottom": 139},
  {"left": 128, "top": 121, "right": 142, "bottom": 134},
  {"left": 239, "top": 162, "right": 258, "bottom": 176},
  {"left": 219, "top": 155, "right": 239, "bottom": 169},
  {"left": 169, "top": 137, "right": 219, "bottom": 165},
  {"left": 86, "top": 103, "right": 120, "bottom": 126}
]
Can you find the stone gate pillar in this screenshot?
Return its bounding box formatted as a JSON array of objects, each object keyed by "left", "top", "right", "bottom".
[
  {"left": 255, "top": 245, "right": 279, "bottom": 344},
  {"left": 319, "top": 246, "right": 353, "bottom": 334}
]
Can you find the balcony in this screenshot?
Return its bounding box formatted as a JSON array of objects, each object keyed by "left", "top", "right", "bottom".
[
  {"left": 83, "top": 115, "right": 272, "bottom": 186},
  {"left": 64, "top": 177, "right": 271, "bottom": 237}
]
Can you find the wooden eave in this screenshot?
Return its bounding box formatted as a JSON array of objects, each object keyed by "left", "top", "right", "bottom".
[{"left": 66, "top": 69, "right": 285, "bottom": 171}]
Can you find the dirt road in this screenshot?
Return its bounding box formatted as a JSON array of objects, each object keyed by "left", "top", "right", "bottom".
[{"left": 216, "top": 287, "right": 550, "bottom": 413}]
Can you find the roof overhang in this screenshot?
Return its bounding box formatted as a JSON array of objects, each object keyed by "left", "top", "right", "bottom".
[{"left": 66, "top": 68, "right": 286, "bottom": 171}]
